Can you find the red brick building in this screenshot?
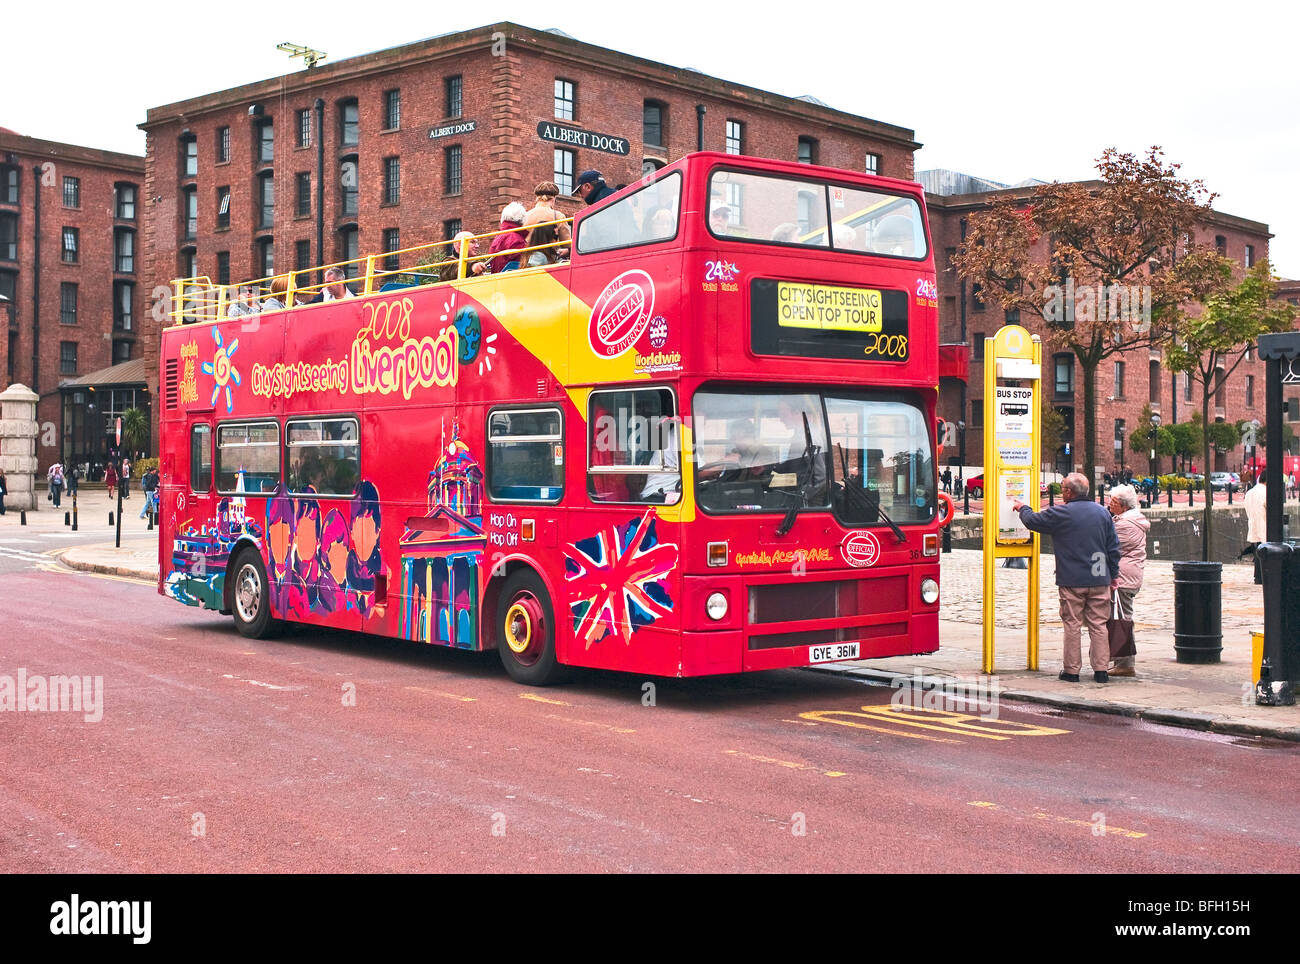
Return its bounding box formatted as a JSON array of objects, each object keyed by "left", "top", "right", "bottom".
[
  {"left": 138, "top": 21, "right": 920, "bottom": 437},
  {"left": 921, "top": 170, "right": 1279, "bottom": 480},
  {"left": 1, "top": 128, "right": 145, "bottom": 472}
]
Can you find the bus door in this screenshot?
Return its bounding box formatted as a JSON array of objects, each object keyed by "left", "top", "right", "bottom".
[
  {"left": 572, "top": 384, "right": 683, "bottom": 675},
  {"left": 168, "top": 412, "right": 224, "bottom": 610}
]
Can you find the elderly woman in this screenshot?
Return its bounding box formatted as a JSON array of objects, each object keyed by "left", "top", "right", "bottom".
[{"left": 1107, "top": 484, "right": 1149, "bottom": 677}]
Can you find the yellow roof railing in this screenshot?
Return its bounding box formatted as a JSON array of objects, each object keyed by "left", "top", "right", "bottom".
[{"left": 167, "top": 218, "right": 573, "bottom": 329}]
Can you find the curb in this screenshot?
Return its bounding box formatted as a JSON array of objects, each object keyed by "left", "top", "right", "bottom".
[
  {"left": 807, "top": 664, "right": 1300, "bottom": 743},
  {"left": 57, "top": 550, "right": 157, "bottom": 583}
]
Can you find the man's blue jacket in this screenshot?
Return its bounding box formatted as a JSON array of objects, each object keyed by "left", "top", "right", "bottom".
[{"left": 1016, "top": 499, "right": 1119, "bottom": 588}]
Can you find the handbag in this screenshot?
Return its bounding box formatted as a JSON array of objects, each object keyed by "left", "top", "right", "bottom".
[{"left": 1108, "top": 591, "right": 1136, "bottom": 659}]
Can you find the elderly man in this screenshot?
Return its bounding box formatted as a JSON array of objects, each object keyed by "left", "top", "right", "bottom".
[
  {"left": 320, "top": 267, "right": 356, "bottom": 301},
  {"left": 1012, "top": 472, "right": 1120, "bottom": 683},
  {"left": 572, "top": 170, "right": 616, "bottom": 206}
]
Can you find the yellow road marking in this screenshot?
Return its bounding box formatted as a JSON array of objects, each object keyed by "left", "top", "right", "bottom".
[
  {"left": 797, "top": 709, "right": 964, "bottom": 744},
  {"left": 799, "top": 705, "right": 1070, "bottom": 742},
  {"left": 519, "top": 693, "right": 571, "bottom": 706},
  {"left": 545, "top": 713, "right": 635, "bottom": 734},
  {"left": 404, "top": 685, "right": 477, "bottom": 702},
  {"left": 968, "top": 801, "right": 1146, "bottom": 839},
  {"left": 724, "top": 749, "right": 846, "bottom": 777}
]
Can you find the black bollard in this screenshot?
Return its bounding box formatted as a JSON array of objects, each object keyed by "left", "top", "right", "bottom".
[
  {"left": 72, "top": 504, "right": 77, "bottom": 531},
  {"left": 109, "top": 511, "right": 114, "bottom": 526},
  {"left": 1049, "top": 489, "right": 1055, "bottom": 507},
  {"left": 1188, "top": 485, "right": 1194, "bottom": 507},
  {"left": 148, "top": 509, "right": 154, "bottom": 531},
  {"left": 64, "top": 511, "right": 70, "bottom": 526},
  {"left": 1228, "top": 485, "right": 1233, "bottom": 505},
  {"left": 1168, "top": 484, "right": 1174, "bottom": 508},
  {"left": 20, "top": 510, "right": 27, "bottom": 525}
]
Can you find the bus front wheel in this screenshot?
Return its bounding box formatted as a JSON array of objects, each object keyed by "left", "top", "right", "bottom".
[
  {"left": 230, "top": 549, "right": 276, "bottom": 639},
  {"left": 496, "top": 570, "right": 564, "bottom": 686}
]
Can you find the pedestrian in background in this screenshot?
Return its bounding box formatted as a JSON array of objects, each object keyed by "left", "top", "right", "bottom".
[
  {"left": 105, "top": 461, "right": 118, "bottom": 501},
  {"left": 47, "top": 461, "right": 65, "bottom": 508},
  {"left": 1012, "top": 472, "right": 1120, "bottom": 683},
  {"left": 67, "top": 465, "right": 79, "bottom": 498},
  {"left": 121, "top": 458, "right": 131, "bottom": 500},
  {"left": 1107, "top": 484, "right": 1148, "bottom": 677},
  {"left": 0, "top": 468, "right": 7, "bottom": 515},
  {"left": 139, "top": 466, "right": 159, "bottom": 520}
]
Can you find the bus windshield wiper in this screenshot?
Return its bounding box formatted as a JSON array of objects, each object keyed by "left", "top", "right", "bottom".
[
  {"left": 775, "top": 410, "right": 819, "bottom": 537},
  {"left": 837, "top": 443, "right": 906, "bottom": 543}
]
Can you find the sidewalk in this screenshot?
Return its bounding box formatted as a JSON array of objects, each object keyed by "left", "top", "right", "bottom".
[
  {"left": 818, "top": 548, "right": 1300, "bottom": 741},
  {"left": 59, "top": 534, "right": 159, "bottom": 581}
]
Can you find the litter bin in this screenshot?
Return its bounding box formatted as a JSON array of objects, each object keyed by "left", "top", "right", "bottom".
[{"left": 1173, "top": 560, "right": 1222, "bottom": 663}]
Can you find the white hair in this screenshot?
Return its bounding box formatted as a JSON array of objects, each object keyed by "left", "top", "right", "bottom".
[
  {"left": 501, "top": 202, "right": 528, "bottom": 224},
  {"left": 1063, "top": 472, "right": 1090, "bottom": 499},
  {"left": 1109, "top": 484, "right": 1139, "bottom": 510}
]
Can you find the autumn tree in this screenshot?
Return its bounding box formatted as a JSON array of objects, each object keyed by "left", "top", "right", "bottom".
[
  {"left": 953, "top": 147, "right": 1217, "bottom": 491},
  {"left": 1165, "top": 260, "right": 1297, "bottom": 559},
  {"left": 1128, "top": 403, "right": 1176, "bottom": 475}
]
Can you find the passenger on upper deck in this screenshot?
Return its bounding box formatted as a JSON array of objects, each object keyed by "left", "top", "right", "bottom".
[
  {"left": 572, "top": 170, "right": 615, "bottom": 206},
  {"left": 523, "top": 181, "right": 571, "bottom": 264},
  {"left": 261, "top": 275, "right": 289, "bottom": 312},
  {"left": 487, "top": 202, "right": 529, "bottom": 274},
  {"left": 437, "top": 231, "right": 486, "bottom": 280},
  {"left": 320, "top": 267, "right": 356, "bottom": 301}
]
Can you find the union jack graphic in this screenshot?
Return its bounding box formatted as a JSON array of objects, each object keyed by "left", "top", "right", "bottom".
[{"left": 564, "top": 511, "right": 678, "bottom": 649}]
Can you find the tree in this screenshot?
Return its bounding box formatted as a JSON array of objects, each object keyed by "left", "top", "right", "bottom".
[
  {"left": 1165, "top": 261, "right": 1298, "bottom": 559},
  {"left": 953, "top": 147, "right": 1216, "bottom": 492},
  {"left": 120, "top": 407, "right": 149, "bottom": 457},
  {"left": 1042, "top": 395, "right": 1065, "bottom": 473},
  {"left": 1128, "top": 403, "right": 1176, "bottom": 475}
]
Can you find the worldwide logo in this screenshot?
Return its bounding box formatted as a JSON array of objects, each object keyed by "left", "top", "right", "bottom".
[{"left": 648, "top": 316, "right": 668, "bottom": 349}]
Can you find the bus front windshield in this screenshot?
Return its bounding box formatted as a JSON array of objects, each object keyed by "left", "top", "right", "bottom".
[{"left": 693, "top": 390, "right": 935, "bottom": 527}]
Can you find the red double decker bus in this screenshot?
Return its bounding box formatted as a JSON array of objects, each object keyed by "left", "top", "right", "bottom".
[{"left": 157, "top": 151, "right": 952, "bottom": 684}]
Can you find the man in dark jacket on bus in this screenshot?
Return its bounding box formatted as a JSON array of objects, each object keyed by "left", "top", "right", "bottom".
[
  {"left": 572, "top": 170, "right": 616, "bottom": 206},
  {"left": 1011, "top": 472, "right": 1120, "bottom": 684}
]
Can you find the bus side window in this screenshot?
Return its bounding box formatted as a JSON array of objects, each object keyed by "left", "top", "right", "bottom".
[
  {"left": 486, "top": 407, "right": 563, "bottom": 503},
  {"left": 587, "top": 387, "right": 679, "bottom": 505},
  {"left": 190, "top": 424, "right": 212, "bottom": 493}
]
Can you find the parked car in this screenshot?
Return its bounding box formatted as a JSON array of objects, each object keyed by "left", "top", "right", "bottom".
[{"left": 1209, "top": 472, "right": 1239, "bottom": 491}]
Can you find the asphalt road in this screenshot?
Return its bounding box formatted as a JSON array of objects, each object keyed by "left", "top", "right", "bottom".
[{"left": 1, "top": 562, "right": 1296, "bottom": 873}]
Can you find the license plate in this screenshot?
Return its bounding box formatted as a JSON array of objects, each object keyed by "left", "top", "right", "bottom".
[{"left": 809, "top": 642, "right": 860, "bottom": 664}]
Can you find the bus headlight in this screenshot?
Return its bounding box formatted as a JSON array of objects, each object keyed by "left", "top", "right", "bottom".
[
  {"left": 920, "top": 578, "right": 939, "bottom": 605},
  {"left": 706, "top": 592, "right": 729, "bottom": 621}
]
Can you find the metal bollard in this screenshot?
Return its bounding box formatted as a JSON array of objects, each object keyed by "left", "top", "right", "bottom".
[
  {"left": 109, "top": 511, "right": 114, "bottom": 526},
  {"left": 1168, "top": 485, "right": 1173, "bottom": 508},
  {"left": 72, "top": 505, "right": 78, "bottom": 531},
  {"left": 1049, "top": 489, "right": 1055, "bottom": 507},
  {"left": 20, "top": 511, "right": 26, "bottom": 525},
  {"left": 64, "top": 511, "right": 70, "bottom": 526}
]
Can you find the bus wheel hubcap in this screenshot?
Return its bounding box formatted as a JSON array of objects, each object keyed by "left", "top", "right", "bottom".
[
  {"left": 505, "top": 595, "right": 545, "bottom": 662},
  {"left": 236, "top": 565, "right": 261, "bottom": 622}
]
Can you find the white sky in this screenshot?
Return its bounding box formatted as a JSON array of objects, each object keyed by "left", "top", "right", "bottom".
[{"left": 4, "top": 0, "right": 1298, "bottom": 276}]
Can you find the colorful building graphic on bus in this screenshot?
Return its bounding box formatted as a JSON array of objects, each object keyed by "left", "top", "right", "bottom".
[
  {"left": 399, "top": 428, "right": 486, "bottom": 648},
  {"left": 164, "top": 470, "right": 261, "bottom": 609}
]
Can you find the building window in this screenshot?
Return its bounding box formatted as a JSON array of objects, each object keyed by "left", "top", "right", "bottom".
[
  {"left": 445, "top": 146, "right": 462, "bottom": 196},
  {"left": 553, "top": 148, "right": 574, "bottom": 196},
  {"left": 60, "top": 342, "right": 78, "bottom": 375},
  {"left": 0, "top": 213, "right": 17, "bottom": 260},
  {"left": 217, "top": 126, "right": 231, "bottom": 163},
  {"left": 972, "top": 402, "right": 983, "bottom": 429},
  {"left": 340, "top": 157, "right": 358, "bottom": 215},
  {"left": 725, "top": 119, "right": 744, "bottom": 155},
  {"left": 215, "top": 252, "right": 230, "bottom": 286},
  {"left": 113, "top": 340, "right": 132, "bottom": 364},
  {"left": 256, "top": 237, "right": 274, "bottom": 277},
  {"left": 258, "top": 173, "right": 274, "bottom": 229},
  {"left": 383, "top": 227, "right": 400, "bottom": 273},
  {"left": 1184, "top": 372, "right": 1192, "bottom": 402},
  {"left": 445, "top": 75, "right": 462, "bottom": 118},
  {"left": 257, "top": 121, "right": 274, "bottom": 164},
  {"left": 1114, "top": 361, "right": 1126, "bottom": 398},
  {"left": 865, "top": 152, "right": 881, "bottom": 175},
  {"left": 295, "top": 172, "right": 311, "bottom": 217},
  {"left": 338, "top": 226, "right": 359, "bottom": 277},
  {"left": 217, "top": 186, "right": 231, "bottom": 229},
  {"left": 1245, "top": 343, "right": 1253, "bottom": 362},
  {"left": 339, "top": 99, "right": 359, "bottom": 146},
  {"left": 383, "top": 89, "right": 401, "bottom": 130},
  {"left": 643, "top": 101, "right": 665, "bottom": 148},
  {"left": 60, "top": 283, "right": 77, "bottom": 325},
  {"left": 972, "top": 283, "right": 985, "bottom": 311},
  {"left": 297, "top": 109, "right": 312, "bottom": 148},
  {"left": 115, "top": 184, "right": 137, "bottom": 220},
  {"left": 1246, "top": 374, "right": 1255, "bottom": 408},
  {"left": 114, "top": 228, "right": 135, "bottom": 273},
  {"left": 1114, "top": 419, "right": 1125, "bottom": 454},
  {"left": 62, "top": 227, "right": 79, "bottom": 263},
  {"left": 0, "top": 269, "right": 15, "bottom": 302},
  {"left": 295, "top": 239, "right": 311, "bottom": 273},
  {"left": 1245, "top": 244, "right": 1255, "bottom": 268},
  {"left": 181, "top": 187, "right": 197, "bottom": 239},
  {"left": 181, "top": 136, "right": 198, "bottom": 178},
  {"left": 1055, "top": 353, "right": 1074, "bottom": 395},
  {"left": 114, "top": 280, "right": 134, "bottom": 330},
  {"left": 62, "top": 176, "right": 80, "bottom": 208},
  {"left": 973, "top": 333, "right": 986, "bottom": 361},
  {"left": 1, "top": 165, "right": 17, "bottom": 204},
  {"left": 383, "top": 157, "right": 400, "bottom": 205},
  {"left": 443, "top": 219, "right": 462, "bottom": 241},
  {"left": 797, "top": 136, "right": 817, "bottom": 164},
  {"left": 1149, "top": 360, "right": 1161, "bottom": 403},
  {"left": 1215, "top": 234, "right": 1226, "bottom": 254},
  {"left": 1005, "top": 307, "right": 1020, "bottom": 325},
  {"left": 554, "top": 79, "right": 575, "bottom": 121},
  {"left": 180, "top": 246, "right": 197, "bottom": 280}
]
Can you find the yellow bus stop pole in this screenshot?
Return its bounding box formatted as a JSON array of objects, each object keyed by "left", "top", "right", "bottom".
[
  {"left": 982, "top": 333, "right": 996, "bottom": 674},
  {"left": 1027, "top": 335, "right": 1041, "bottom": 670}
]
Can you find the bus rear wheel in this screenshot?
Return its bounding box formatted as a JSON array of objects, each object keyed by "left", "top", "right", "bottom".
[
  {"left": 230, "top": 549, "right": 276, "bottom": 639},
  {"left": 496, "top": 570, "right": 564, "bottom": 686}
]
